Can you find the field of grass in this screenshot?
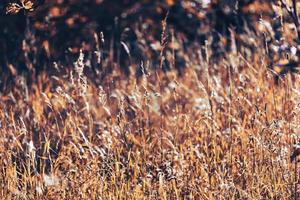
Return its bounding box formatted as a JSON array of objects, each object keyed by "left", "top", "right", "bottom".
[{"left": 1, "top": 1, "right": 300, "bottom": 199}]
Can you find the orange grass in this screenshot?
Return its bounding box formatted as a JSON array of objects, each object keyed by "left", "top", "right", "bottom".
[{"left": 0, "top": 33, "right": 300, "bottom": 200}]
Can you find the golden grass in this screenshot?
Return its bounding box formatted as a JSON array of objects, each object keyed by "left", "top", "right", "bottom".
[{"left": 0, "top": 43, "right": 300, "bottom": 200}]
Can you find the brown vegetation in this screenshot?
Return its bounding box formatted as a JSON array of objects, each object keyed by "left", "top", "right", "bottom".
[{"left": 0, "top": 0, "right": 300, "bottom": 199}]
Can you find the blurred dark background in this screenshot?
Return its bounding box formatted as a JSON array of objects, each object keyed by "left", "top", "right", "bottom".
[{"left": 0, "top": 0, "right": 277, "bottom": 82}]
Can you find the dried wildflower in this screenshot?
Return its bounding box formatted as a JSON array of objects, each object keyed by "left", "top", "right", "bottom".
[
  {"left": 98, "top": 86, "right": 107, "bottom": 106},
  {"left": 74, "top": 50, "right": 88, "bottom": 96},
  {"left": 6, "top": 0, "right": 34, "bottom": 14},
  {"left": 22, "top": 0, "right": 34, "bottom": 11},
  {"left": 6, "top": 3, "right": 22, "bottom": 14}
]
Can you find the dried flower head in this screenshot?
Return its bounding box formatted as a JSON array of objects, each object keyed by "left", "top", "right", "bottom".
[
  {"left": 6, "top": 0, "right": 34, "bottom": 14},
  {"left": 6, "top": 3, "right": 22, "bottom": 14},
  {"left": 22, "top": 0, "right": 34, "bottom": 11}
]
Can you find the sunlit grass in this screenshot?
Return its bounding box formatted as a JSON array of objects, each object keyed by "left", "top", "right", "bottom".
[{"left": 0, "top": 44, "right": 299, "bottom": 199}]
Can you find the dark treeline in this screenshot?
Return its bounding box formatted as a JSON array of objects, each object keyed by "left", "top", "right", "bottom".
[{"left": 0, "top": 0, "right": 272, "bottom": 79}]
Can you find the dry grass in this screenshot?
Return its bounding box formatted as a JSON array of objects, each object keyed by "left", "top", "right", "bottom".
[{"left": 1, "top": 18, "right": 300, "bottom": 200}]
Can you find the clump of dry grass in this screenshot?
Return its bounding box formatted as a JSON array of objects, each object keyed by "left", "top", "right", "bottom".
[
  {"left": 1, "top": 9, "right": 300, "bottom": 199},
  {"left": 1, "top": 45, "right": 299, "bottom": 199}
]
